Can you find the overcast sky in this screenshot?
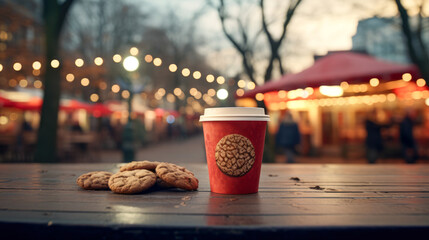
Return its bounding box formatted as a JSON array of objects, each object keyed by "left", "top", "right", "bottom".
[{"left": 139, "top": 0, "right": 415, "bottom": 83}]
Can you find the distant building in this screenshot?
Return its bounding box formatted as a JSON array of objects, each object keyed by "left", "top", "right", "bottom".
[{"left": 352, "top": 17, "right": 418, "bottom": 64}]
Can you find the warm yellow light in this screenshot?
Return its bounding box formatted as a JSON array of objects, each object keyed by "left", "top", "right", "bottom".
[
  {"left": 144, "top": 55, "right": 153, "bottom": 63},
  {"left": 189, "top": 88, "right": 197, "bottom": 96},
  {"left": 208, "top": 89, "right": 216, "bottom": 97},
  {"left": 66, "top": 73, "right": 75, "bottom": 82},
  {"left": 278, "top": 90, "right": 287, "bottom": 98},
  {"left": 236, "top": 89, "right": 244, "bottom": 96},
  {"left": 90, "top": 93, "right": 99, "bottom": 102},
  {"left": 0, "top": 116, "right": 8, "bottom": 125},
  {"left": 169, "top": 64, "right": 177, "bottom": 72},
  {"left": 416, "top": 78, "right": 426, "bottom": 87},
  {"left": 426, "top": 98, "right": 429, "bottom": 106},
  {"left": 167, "top": 93, "right": 175, "bottom": 103},
  {"left": 412, "top": 91, "right": 422, "bottom": 100},
  {"left": 255, "top": 93, "right": 264, "bottom": 101},
  {"left": 81, "top": 78, "right": 90, "bottom": 86},
  {"left": 305, "top": 87, "right": 314, "bottom": 95},
  {"left": 13, "top": 62, "right": 22, "bottom": 71},
  {"left": 113, "top": 54, "right": 122, "bottom": 63},
  {"left": 193, "top": 71, "right": 201, "bottom": 79},
  {"left": 75, "top": 58, "right": 84, "bottom": 67},
  {"left": 34, "top": 80, "right": 42, "bottom": 88},
  {"left": 216, "top": 76, "right": 225, "bottom": 84},
  {"left": 217, "top": 89, "right": 228, "bottom": 100},
  {"left": 387, "top": 93, "right": 396, "bottom": 102},
  {"left": 174, "top": 88, "right": 182, "bottom": 96},
  {"left": 112, "top": 84, "right": 120, "bottom": 93},
  {"left": 369, "top": 78, "right": 379, "bottom": 87},
  {"left": 319, "top": 85, "right": 344, "bottom": 97},
  {"left": 157, "top": 88, "right": 166, "bottom": 96},
  {"left": 122, "top": 90, "right": 130, "bottom": 99},
  {"left": 9, "top": 79, "right": 17, "bottom": 87},
  {"left": 340, "top": 81, "right": 349, "bottom": 89},
  {"left": 19, "top": 79, "right": 28, "bottom": 87},
  {"left": 182, "top": 68, "right": 190, "bottom": 77},
  {"left": 99, "top": 81, "right": 107, "bottom": 90},
  {"left": 360, "top": 84, "right": 368, "bottom": 92},
  {"left": 247, "top": 82, "right": 256, "bottom": 90},
  {"left": 402, "top": 73, "right": 412, "bottom": 81},
  {"left": 153, "top": 58, "right": 162, "bottom": 66},
  {"left": 130, "top": 47, "right": 139, "bottom": 56},
  {"left": 32, "top": 61, "right": 41, "bottom": 70},
  {"left": 123, "top": 56, "right": 139, "bottom": 71},
  {"left": 195, "top": 92, "right": 202, "bottom": 99},
  {"left": 51, "top": 59, "right": 60, "bottom": 68},
  {"left": 33, "top": 69, "right": 40, "bottom": 76},
  {"left": 0, "top": 64, "right": 3, "bottom": 72},
  {"left": 94, "top": 57, "right": 103, "bottom": 66},
  {"left": 237, "top": 80, "right": 246, "bottom": 88},
  {"left": 206, "top": 74, "right": 215, "bottom": 83}
]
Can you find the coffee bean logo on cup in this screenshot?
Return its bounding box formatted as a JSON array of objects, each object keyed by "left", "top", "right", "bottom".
[{"left": 215, "top": 134, "right": 255, "bottom": 177}]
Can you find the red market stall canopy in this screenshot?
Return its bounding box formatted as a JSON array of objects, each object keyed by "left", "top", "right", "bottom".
[{"left": 240, "top": 52, "right": 420, "bottom": 98}]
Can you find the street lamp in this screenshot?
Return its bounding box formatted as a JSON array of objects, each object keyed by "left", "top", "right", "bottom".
[{"left": 121, "top": 56, "right": 139, "bottom": 162}]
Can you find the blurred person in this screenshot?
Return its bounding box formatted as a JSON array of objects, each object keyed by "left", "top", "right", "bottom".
[
  {"left": 399, "top": 110, "right": 418, "bottom": 163},
  {"left": 364, "top": 109, "right": 390, "bottom": 164},
  {"left": 275, "top": 111, "right": 301, "bottom": 163}
]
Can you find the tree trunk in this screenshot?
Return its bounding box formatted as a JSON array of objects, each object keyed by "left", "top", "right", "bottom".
[{"left": 35, "top": 0, "right": 74, "bottom": 162}]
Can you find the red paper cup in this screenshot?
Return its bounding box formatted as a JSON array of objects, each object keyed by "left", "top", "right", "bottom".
[{"left": 200, "top": 107, "right": 269, "bottom": 194}]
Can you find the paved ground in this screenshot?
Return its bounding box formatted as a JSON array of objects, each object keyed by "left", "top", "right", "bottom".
[{"left": 90, "top": 134, "right": 428, "bottom": 164}]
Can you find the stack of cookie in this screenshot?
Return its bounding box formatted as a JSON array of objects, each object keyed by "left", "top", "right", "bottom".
[{"left": 76, "top": 161, "right": 199, "bottom": 194}]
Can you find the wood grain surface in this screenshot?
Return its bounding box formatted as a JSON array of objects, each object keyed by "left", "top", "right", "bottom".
[{"left": 1, "top": 163, "right": 428, "bottom": 239}]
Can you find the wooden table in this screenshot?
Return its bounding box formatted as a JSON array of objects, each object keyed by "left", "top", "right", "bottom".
[{"left": 1, "top": 163, "right": 429, "bottom": 239}]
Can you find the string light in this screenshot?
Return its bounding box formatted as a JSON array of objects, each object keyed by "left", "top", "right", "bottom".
[
  {"left": 122, "top": 90, "right": 130, "bottom": 99},
  {"left": 90, "top": 93, "right": 99, "bottom": 102},
  {"left": 174, "top": 88, "right": 182, "bottom": 96},
  {"left": 130, "top": 47, "right": 139, "bottom": 56},
  {"left": 144, "top": 54, "right": 153, "bottom": 63},
  {"left": 402, "top": 73, "right": 412, "bottom": 82},
  {"left": 247, "top": 82, "right": 255, "bottom": 90},
  {"left": 369, "top": 78, "right": 379, "bottom": 87},
  {"left": 193, "top": 71, "right": 201, "bottom": 79},
  {"left": 9, "top": 79, "right": 17, "bottom": 87},
  {"left": 166, "top": 93, "right": 175, "bottom": 103},
  {"left": 19, "top": 79, "right": 28, "bottom": 87},
  {"left": 33, "top": 80, "right": 42, "bottom": 88},
  {"left": 0, "top": 64, "right": 3, "bottom": 72},
  {"left": 75, "top": 58, "right": 84, "bottom": 67},
  {"left": 112, "top": 84, "right": 120, "bottom": 93},
  {"left": 237, "top": 80, "right": 246, "bottom": 88},
  {"left": 153, "top": 58, "right": 162, "bottom": 66},
  {"left": 113, "top": 54, "right": 122, "bottom": 63},
  {"left": 207, "top": 89, "right": 216, "bottom": 97},
  {"left": 51, "top": 59, "right": 60, "bottom": 68},
  {"left": 278, "top": 90, "right": 287, "bottom": 98},
  {"left": 182, "top": 68, "right": 190, "bottom": 77},
  {"left": 417, "top": 78, "right": 426, "bottom": 87},
  {"left": 33, "top": 69, "right": 40, "bottom": 76},
  {"left": 340, "top": 81, "right": 349, "bottom": 89},
  {"left": 255, "top": 93, "right": 264, "bottom": 101},
  {"left": 66, "top": 73, "right": 75, "bottom": 82},
  {"left": 81, "top": 78, "right": 90, "bottom": 86},
  {"left": 13, "top": 62, "right": 22, "bottom": 71},
  {"left": 99, "top": 81, "right": 107, "bottom": 90},
  {"left": 94, "top": 57, "right": 103, "bottom": 66},
  {"left": 206, "top": 74, "right": 215, "bottom": 83},
  {"left": 169, "top": 64, "right": 177, "bottom": 72},
  {"left": 216, "top": 89, "right": 228, "bottom": 100},
  {"left": 236, "top": 89, "right": 244, "bottom": 97},
  {"left": 216, "top": 76, "right": 225, "bottom": 84},
  {"left": 32, "top": 61, "right": 41, "bottom": 70}
]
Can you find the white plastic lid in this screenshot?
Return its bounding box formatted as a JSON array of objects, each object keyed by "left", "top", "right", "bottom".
[{"left": 199, "top": 107, "right": 270, "bottom": 122}]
